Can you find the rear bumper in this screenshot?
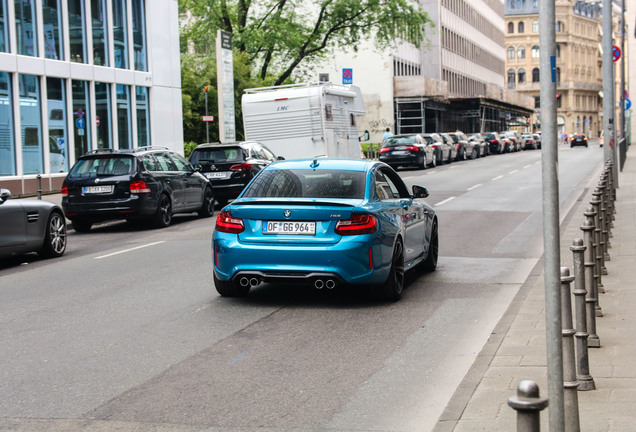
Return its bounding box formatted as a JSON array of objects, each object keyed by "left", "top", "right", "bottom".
[
  {"left": 379, "top": 154, "right": 420, "bottom": 167},
  {"left": 62, "top": 195, "right": 157, "bottom": 221}
]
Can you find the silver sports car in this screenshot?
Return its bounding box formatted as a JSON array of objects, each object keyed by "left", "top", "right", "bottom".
[{"left": 0, "top": 189, "right": 67, "bottom": 259}]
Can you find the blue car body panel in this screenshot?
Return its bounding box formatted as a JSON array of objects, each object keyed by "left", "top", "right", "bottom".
[{"left": 212, "top": 158, "right": 435, "bottom": 287}]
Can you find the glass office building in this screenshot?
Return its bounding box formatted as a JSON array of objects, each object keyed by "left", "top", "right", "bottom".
[{"left": 0, "top": 0, "right": 183, "bottom": 196}]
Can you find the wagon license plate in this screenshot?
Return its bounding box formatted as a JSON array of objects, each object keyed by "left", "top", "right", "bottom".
[
  {"left": 263, "top": 221, "right": 316, "bottom": 235},
  {"left": 392, "top": 151, "right": 409, "bottom": 155},
  {"left": 205, "top": 171, "right": 230, "bottom": 179},
  {"left": 82, "top": 185, "right": 113, "bottom": 194}
]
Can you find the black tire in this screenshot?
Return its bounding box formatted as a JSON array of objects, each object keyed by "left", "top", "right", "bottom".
[
  {"left": 422, "top": 219, "right": 439, "bottom": 272},
  {"left": 419, "top": 155, "right": 427, "bottom": 170},
  {"left": 431, "top": 152, "right": 437, "bottom": 168},
  {"left": 379, "top": 239, "right": 405, "bottom": 301},
  {"left": 40, "top": 211, "right": 67, "bottom": 257},
  {"left": 153, "top": 193, "right": 172, "bottom": 228},
  {"left": 471, "top": 147, "right": 478, "bottom": 159},
  {"left": 71, "top": 219, "right": 92, "bottom": 233},
  {"left": 214, "top": 273, "right": 250, "bottom": 297},
  {"left": 198, "top": 187, "right": 214, "bottom": 217}
]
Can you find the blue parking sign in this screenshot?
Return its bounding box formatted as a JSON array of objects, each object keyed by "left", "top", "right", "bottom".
[{"left": 342, "top": 68, "right": 353, "bottom": 84}]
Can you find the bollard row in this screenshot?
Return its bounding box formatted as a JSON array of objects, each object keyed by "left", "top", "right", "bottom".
[{"left": 508, "top": 161, "right": 616, "bottom": 431}]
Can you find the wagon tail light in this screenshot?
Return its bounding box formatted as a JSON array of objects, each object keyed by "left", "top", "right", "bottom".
[
  {"left": 61, "top": 184, "right": 68, "bottom": 197},
  {"left": 230, "top": 163, "right": 252, "bottom": 171},
  {"left": 130, "top": 180, "right": 151, "bottom": 193},
  {"left": 379, "top": 147, "right": 390, "bottom": 153},
  {"left": 216, "top": 210, "right": 245, "bottom": 234},
  {"left": 335, "top": 213, "right": 378, "bottom": 236},
  {"left": 405, "top": 146, "right": 419, "bottom": 151}
]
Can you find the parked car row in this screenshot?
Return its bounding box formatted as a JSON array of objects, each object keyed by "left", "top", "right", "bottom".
[{"left": 379, "top": 130, "right": 539, "bottom": 170}]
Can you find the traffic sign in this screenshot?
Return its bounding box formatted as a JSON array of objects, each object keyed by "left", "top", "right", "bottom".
[
  {"left": 342, "top": 68, "right": 353, "bottom": 85},
  {"left": 96, "top": 116, "right": 100, "bottom": 127},
  {"left": 75, "top": 118, "right": 85, "bottom": 129},
  {"left": 202, "top": 115, "right": 214, "bottom": 122},
  {"left": 612, "top": 45, "right": 621, "bottom": 62},
  {"left": 625, "top": 98, "right": 632, "bottom": 111}
]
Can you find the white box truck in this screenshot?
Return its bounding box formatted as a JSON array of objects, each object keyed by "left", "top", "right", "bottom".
[{"left": 241, "top": 82, "right": 367, "bottom": 160}]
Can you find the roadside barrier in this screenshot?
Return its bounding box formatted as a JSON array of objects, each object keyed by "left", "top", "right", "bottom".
[{"left": 509, "top": 160, "right": 616, "bottom": 431}]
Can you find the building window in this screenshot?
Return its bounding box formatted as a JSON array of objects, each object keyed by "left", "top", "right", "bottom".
[
  {"left": 532, "top": 45, "right": 540, "bottom": 58},
  {"left": 0, "top": 0, "right": 8, "bottom": 53},
  {"left": 136, "top": 86, "right": 150, "bottom": 147},
  {"left": 556, "top": 21, "right": 564, "bottom": 32},
  {"left": 534, "top": 96, "right": 540, "bottom": 108},
  {"left": 507, "top": 69, "right": 516, "bottom": 89},
  {"left": 518, "top": 22, "right": 524, "bottom": 33},
  {"left": 68, "top": 0, "right": 87, "bottom": 63},
  {"left": 518, "top": 46, "right": 526, "bottom": 59},
  {"left": 15, "top": 0, "right": 38, "bottom": 56},
  {"left": 508, "top": 22, "right": 514, "bottom": 34},
  {"left": 518, "top": 68, "right": 526, "bottom": 84},
  {"left": 532, "top": 20, "right": 539, "bottom": 32},
  {"left": 46, "top": 77, "right": 68, "bottom": 173},
  {"left": 19, "top": 74, "right": 43, "bottom": 174},
  {"left": 532, "top": 68, "right": 540, "bottom": 82},
  {"left": 556, "top": 44, "right": 561, "bottom": 58},
  {"left": 72, "top": 79, "right": 91, "bottom": 157},
  {"left": 555, "top": 67, "right": 561, "bottom": 83},
  {"left": 116, "top": 84, "right": 132, "bottom": 149},
  {"left": 43, "top": 0, "right": 64, "bottom": 60},
  {"left": 0, "top": 71, "right": 15, "bottom": 175},
  {"left": 95, "top": 82, "right": 112, "bottom": 149},
  {"left": 507, "top": 46, "right": 515, "bottom": 60},
  {"left": 92, "top": 0, "right": 109, "bottom": 66},
  {"left": 132, "top": 0, "right": 147, "bottom": 71},
  {"left": 113, "top": 0, "right": 129, "bottom": 69}
]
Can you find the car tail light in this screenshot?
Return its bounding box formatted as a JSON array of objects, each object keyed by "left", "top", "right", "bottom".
[
  {"left": 491, "top": 140, "right": 499, "bottom": 144},
  {"left": 230, "top": 163, "right": 252, "bottom": 171},
  {"left": 335, "top": 213, "right": 378, "bottom": 236},
  {"left": 405, "top": 146, "right": 419, "bottom": 151},
  {"left": 583, "top": 136, "right": 588, "bottom": 141},
  {"left": 379, "top": 147, "right": 390, "bottom": 153},
  {"left": 216, "top": 210, "right": 245, "bottom": 234},
  {"left": 61, "top": 185, "right": 68, "bottom": 197},
  {"left": 130, "top": 180, "right": 151, "bottom": 193}
]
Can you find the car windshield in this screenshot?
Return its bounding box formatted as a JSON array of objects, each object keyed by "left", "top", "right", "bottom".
[
  {"left": 422, "top": 135, "right": 438, "bottom": 144},
  {"left": 191, "top": 147, "right": 243, "bottom": 163},
  {"left": 383, "top": 136, "right": 416, "bottom": 147},
  {"left": 484, "top": 133, "right": 496, "bottom": 140},
  {"left": 242, "top": 169, "right": 367, "bottom": 199},
  {"left": 68, "top": 156, "right": 135, "bottom": 178}
]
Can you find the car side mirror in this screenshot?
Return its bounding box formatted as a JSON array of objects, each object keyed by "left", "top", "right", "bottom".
[
  {"left": 277, "top": 156, "right": 285, "bottom": 160},
  {"left": 359, "top": 130, "right": 370, "bottom": 142},
  {"left": 412, "top": 185, "right": 428, "bottom": 199},
  {"left": 192, "top": 164, "right": 203, "bottom": 172},
  {"left": 0, "top": 188, "right": 11, "bottom": 204}
]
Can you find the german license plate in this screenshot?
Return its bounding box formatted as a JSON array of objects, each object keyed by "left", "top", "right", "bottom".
[
  {"left": 392, "top": 151, "right": 408, "bottom": 155},
  {"left": 205, "top": 172, "right": 230, "bottom": 179},
  {"left": 263, "top": 221, "right": 316, "bottom": 235},
  {"left": 82, "top": 185, "right": 113, "bottom": 194}
]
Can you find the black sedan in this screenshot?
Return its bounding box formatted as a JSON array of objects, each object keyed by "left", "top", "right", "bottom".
[
  {"left": 570, "top": 133, "right": 588, "bottom": 148},
  {"left": 189, "top": 141, "right": 282, "bottom": 208},
  {"left": 0, "top": 189, "right": 67, "bottom": 259},
  {"left": 378, "top": 134, "right": 438, "bottom": 170}
]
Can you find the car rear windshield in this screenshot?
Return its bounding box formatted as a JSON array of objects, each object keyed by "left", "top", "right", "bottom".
[
  {"left": 484, "top": 133, "right": 496, "bottom": 140},
  {"left": 68, "top": 156, "right": 135, "bottom": 178},
  {"left": 191, "top": 147, "right": 244, "bottom": 163},
  {"left": 242, "top": 169, "right": 366, "bottom": 199},
  {"left": 384, "top": 136, "right": 416, "bottom": 147}
]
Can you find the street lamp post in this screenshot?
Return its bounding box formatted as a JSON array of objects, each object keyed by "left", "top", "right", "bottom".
[{"left": 204, "top": 85, "right": 210, "bottom": 143}]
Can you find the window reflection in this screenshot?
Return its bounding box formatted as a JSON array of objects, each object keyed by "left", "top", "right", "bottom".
[
  {"left": 91, "top": 0, "right": 108, "bottom": 66},
  {"left": 43, "top": 0, "right": 64, "bottom": 60},
  {"left": 113, "top": 0, "right": 129, "bottom": 69},
  {"left": 0, "top": 71, "right": 15, "bottom": 175},
  {"left": 47, "top": 77, "right": 68, "bottom": 173},
  {"left": 15, "top": 0, "right": 38, "bottom": 56},
  {"left": 72, "top": 80, "right": 91, "bottom": 157},
  {"left": 116, "top": 84, "right": 131, "bottom": 149},
  {"left": 68, "top": 0, "right": 87, "bottom": 63},
  {"left": 136, "top": 86, "right": 150, "bottom": 147},
  {"left": 19, "top": 74, "right": 43, "bottom": 174},
  {"left": 95, "top": 82, "right": 112, "bottom": 149},
  {"left": 132, "top": 0, "right": 147, "bottom": 71},
  {"left": 1, "top": 0, "right": 9, "bottom": 53}
]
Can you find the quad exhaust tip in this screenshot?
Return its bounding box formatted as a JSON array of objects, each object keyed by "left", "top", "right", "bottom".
[{"left": 239, "top": 276, "right": 261, "bottom": 287}]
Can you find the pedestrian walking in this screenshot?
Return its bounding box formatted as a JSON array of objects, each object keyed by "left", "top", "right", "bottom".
[{"left": 382, "top": 128, "right": 393, "bottom": 144}]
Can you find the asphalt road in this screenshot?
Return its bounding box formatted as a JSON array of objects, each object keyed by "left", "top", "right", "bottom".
[{"left": 0, "top": 144, "right": 603, "bottom": 431}]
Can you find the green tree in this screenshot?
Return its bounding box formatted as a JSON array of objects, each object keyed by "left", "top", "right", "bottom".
[{"left": 179, "top": 0, "right": 434, "bottom": 85}]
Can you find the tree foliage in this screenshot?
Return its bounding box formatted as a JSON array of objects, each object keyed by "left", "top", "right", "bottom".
[{"left": 179, "top": 0, "right": 434, "bottom": 85}]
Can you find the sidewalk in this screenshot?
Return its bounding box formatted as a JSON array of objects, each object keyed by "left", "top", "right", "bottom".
[{"left": 435, "top": 154, "right": 636, "bottom": 431}]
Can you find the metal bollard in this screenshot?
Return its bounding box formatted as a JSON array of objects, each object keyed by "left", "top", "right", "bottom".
[
  {"left": 590, "top": 189, "right": 605, "bottom": 299},
  {"left": 604, "top": 161, "right": 616, "bottom": 220},
  {"left": 596, "top": 180, "right": 609, "bottom": 272},
  {"left": 581, "top": 210, "right": 601, "bottom": 348},
  {"left": 560, "top": 267, "right": 581, "bottom": 432},
  {"left": 599, "top": 175, "right": 612, "bottom": 257},
  {"left": 36, "top": 174, "right": 42, "bottom": 200},
  {"left": 508, "top": 380, "right": 549, "bottom": 432},
  {"left": 570, "top": 239, "right": 596, "bottom": 390}
]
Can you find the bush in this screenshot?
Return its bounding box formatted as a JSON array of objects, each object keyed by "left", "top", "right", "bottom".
[
  {"left": 362, "top": 143, "right": 381, "bottom": 159},
  {"left": 184, "top": 141, "right": 199, "bottom": 160}
]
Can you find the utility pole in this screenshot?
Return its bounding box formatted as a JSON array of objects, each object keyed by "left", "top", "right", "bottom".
[
  {"left": 204, "top": 85, "right": 210, "bottom": 143},
  {"left": 619, "top": 0, "right": 627, "bottom": 167},
  {"left": 603, "top": 0, "right": 619, "bottom": 185},
  {"left": 539, "top": 0, "right": 564, "bottom": 430}
]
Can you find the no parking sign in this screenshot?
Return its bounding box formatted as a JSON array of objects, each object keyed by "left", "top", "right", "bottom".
[{"left": 342, "top": 68, "right": 353, "bottom": 84}]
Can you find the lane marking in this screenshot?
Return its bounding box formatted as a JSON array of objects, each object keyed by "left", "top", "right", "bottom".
[
  {"left": 467, "top": 184, "right": 482, "bottom": 191},
  {"left": 491, "top": 175, "right": 504, "bottom": 181},
  {"left": 509, "top": 169, "right": 519, "bottom": 174},
  {"left": 434, "top": 197, "right": 456, "bottom": 206},
  {"left": 95, "top": 241, "right": 165, "bottom": 259},
  {"left": 523, "top": 164, "right": 532, "bottom": 169}
]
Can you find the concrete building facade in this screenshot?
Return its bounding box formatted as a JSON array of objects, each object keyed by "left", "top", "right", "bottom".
[{"left": 0, "top": 0, "right": 183, "bottom": 196}]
